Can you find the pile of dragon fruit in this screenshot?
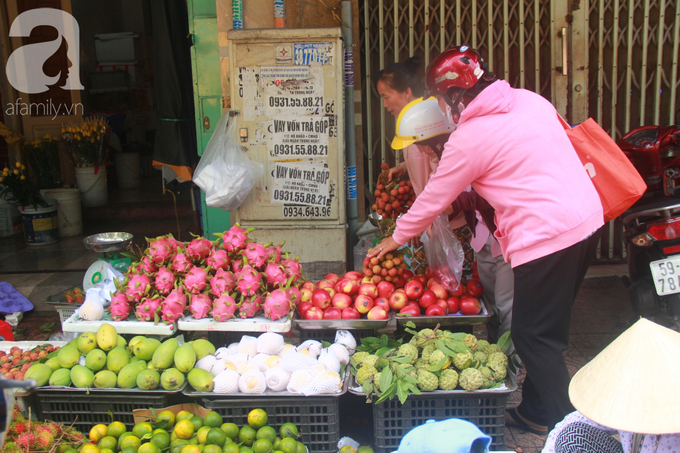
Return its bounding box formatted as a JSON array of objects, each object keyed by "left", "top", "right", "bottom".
[{"left": 108, "top": 224, "right": 303, "bottom": 324}]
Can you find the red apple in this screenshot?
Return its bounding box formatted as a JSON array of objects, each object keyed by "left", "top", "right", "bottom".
[
  {"left": 402, "top": 269, "right": 414, "bottom": 280},
  {"left": 374, "top": 297, "right": 390, "bottom": 312},
  {"left": 460, "top": 295, "right": 482, "bottom": 315},
  {"left": 399, "top": 305, "right": 421, "bottom": 317},
  {"left": 426, "top": 278, "right": 440, "bottom": 289},
  {"left": 431, "top": 283, "right": 448, "bottom": 300},
  {"left": 418, "top": 290, "right": 437, "bottom": 308},
  {"left": 393, "top": 277, "right": 407, "bottom": 288},
  {"left": 446, "top": 296, "right": 460, "bottom": 314},
  {"left": 354, "top": 294, "right": 374, "bottom": 314},
  {"left": 324, "top": 273, "right": 340, "bottom": 285},
  {"left": 311, "top": 288, "right": 332, "bottom": 310},
  {"left": 414, "top": 275, "right": 428, "bottom": 286},
  {"left": 358, "top": 282, "right": 379, "bottom": 299},
  {"left": 304, "top": 306, "right": 324, "bottom": 320},
  {"left": 377, "top": 281, "right": 395, "bottom": 298},
  {"left": 367, "top": 305, "right": 389, "bottom": 320},
  {"left": 336, "top": 278, "right": 359, "bottom": 296},
  {"left": 435, "top": 299, "right": 449, "bottom": 314},
  {"left": 344, "top": 271, "right": 363, "bottom": 281},
  {"left": 406, "top": 301, "right": 420, "bottom": 310},
  {"left": 318, "top": 280, "right": 335, "bottom": 291},
  {"left": 331, "top": 292, "right": 352, "bottom": 310},
  {"left": 404, "top": 280, "right": 424, "bottom": 300},
  {"left": 323, "top": 307, "right": 342, "bottom": 319},
  {"left": 302, "top": 281, "right": 317, "bottom": 292},
  {"left": 297, "top": 301, "right": 312, "bottom": 317},
  {"left": 449, "top": 279, "right": 466, "bottom": 297},
  {"left": 389, "top": 290, "right": 408, "bottom": 310},
  {"left": 300, "top": 288, "right": 313, "bottom": 303},
  {"left": 362, "top": 276, "right": 373, "bottom": 284},
  {"left": 425, "top": 304, "right": 446, "bottom": 316},
  {"left": 466, "top": 279, "right": 484, "bottom": 297},
  {"left": 325, "top": 287, "right": 337, "bottom": 298},
  {"left": 341, "top": 307, "right": 361, "bottom": 319}
]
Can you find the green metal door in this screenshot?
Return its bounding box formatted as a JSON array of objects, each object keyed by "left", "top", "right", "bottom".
[{"left": 188, "top": 0, "right": 229, "bottom": 235}]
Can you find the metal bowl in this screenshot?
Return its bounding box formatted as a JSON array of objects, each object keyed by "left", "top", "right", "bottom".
[
  {"left": 368, "top": 212, "right": 382, "bottom": 227},
  {"left": 83, "top": 232, "right": 134, "bottom": 253}
]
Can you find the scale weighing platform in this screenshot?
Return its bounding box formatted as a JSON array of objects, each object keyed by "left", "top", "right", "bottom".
[{"left": 82, "top": 232, "right": 133, "bottom": 290}]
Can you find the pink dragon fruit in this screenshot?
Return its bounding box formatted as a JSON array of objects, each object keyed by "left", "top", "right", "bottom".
[
  {"left": 109, "top": 292, "right": 132, "bottom": 321},
  {"left": 237, "top": 265, "right": 262, "bottom": 296},
  {"left": 238, "top": 295, "right": 262, "bottom": 318},
  {"left": 222, "top": 224, "right": 255, "bottom": 253},
  {"left": 210, "top": 268, "right": 236, "bottom": 296},
  {"left": 189, "top": 293, "right": 213, "bottom": 319},
  {"left": 212, "top": 294, "right": 239, "bottom": 321},
  {"left": 281, "top": 256, "right": 303, "bottom": 283},
  {"left": 147, "top": 237, "right": 175, "bottom": 264},
  {"left": 206, "top": 248, "right": 231, "bottom": 271},
  {"left": 265, "top": 241, "right": 285, "bottom": 264},
  {"left": 243, "top": 242, "right": 269, "bottom": 269},
  {"left": 263, "top": 289, "right": 292, "bottom": 320},
  {"left": 135, "top": 295, "right": 162, "bottom": 322},
  {"left": 125, "top": 262, "right": 143, "bottom": 276},
  {"left": 170, "top": 252, "right": 194, "bottom": 274},
  {"left": 154, "top": 267, "right": 175, "bottom": 295},
  {"left": 139, "top": 256, "right": 159, "bottom": 274},
  {"left": 126, "top": 274, "right": 152, "bottom": 303},
  {"left": 286, "top": 285, "right": 302, "bottom": 307},
  {"left": 184, "top": 266, "right": 209, "bottom": 294},
  {"left": 231, "top": 259, "right": 245, "bottom": 274},
  {"left": 186, "top": 236, "right": 212, "bottom": 261},
  {"left": 164, "top": 235, "right": 184, "bottom": 253},
  {"left": 264, "top": 262, "right": 286, "bottom": 287},
  {"left": 160, "top": 288, "right": 188, "bottom": 323}
]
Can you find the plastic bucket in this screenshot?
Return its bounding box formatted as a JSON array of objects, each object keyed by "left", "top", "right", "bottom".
[
  {"left": 20, "top": 199, "right": 59, "bottom": 245},
  {"left": 114, "top": 152, "right": 141, "bottom": 189},
  {"left": 75, "top": 166, "right": 108, "bottom": 207},
  {"left": 43, "top": 188, "right": 83, "bottom": 237}
]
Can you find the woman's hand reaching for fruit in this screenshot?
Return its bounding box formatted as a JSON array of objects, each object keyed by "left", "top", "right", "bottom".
[{"left": 367, "top": 236, "right": 401, "bottom": 260}]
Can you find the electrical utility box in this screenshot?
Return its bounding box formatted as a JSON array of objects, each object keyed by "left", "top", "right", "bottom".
[{"left": 227, "top": 28, "right": 346, "bottom": 280}]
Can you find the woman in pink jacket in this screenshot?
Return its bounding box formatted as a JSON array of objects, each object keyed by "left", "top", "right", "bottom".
[
  {"left": 369, "top": 47, "right": 604, "bottom": 433},
  {"left": 376, "top": 57, "right": 473, "bottom": 275}
]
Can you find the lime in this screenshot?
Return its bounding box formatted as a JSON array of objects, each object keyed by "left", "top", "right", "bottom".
[
  {"left": 174, "top": 420, "right": 195, "bottom": 440},
  {"left": 107, "top": 421, "right": 127, "bottom": 439},
  {"left": 223, "top": 444, "right": 240, "bottom": 453},
  {"left": 239, "top": 425, "right": 257, "bottom": 446},
  {"left": 239, "top": 448, "right": 254, "bottom": 453},
  {"left": 206, "top": 428, "right": 227, "bottom": 446},
  {"left": 133, "top": 422, "right": 154, "bottom": 439},
  {"left": 188, "top": 436, "right": 199, "bottom": 445},
  {"left": 180, "top": 446, "right": 201, "bottom": 453},
  {"left": 204, "top": 411, "right": 223, "bottom": 428},
  {"left": 118, "top": 432, "right": 135, "bottom": 449},
  {"left": 157, "top": 410, "right": 176, "bottom": 430},
  {"left": 273, "top": 437, "right": 281, "bottom": 450},
  {"left": 338, "top": 447, "right": 357, "bottom": 453},
  {"left": 120, "top": 448, "right": 138, "bottom": 453},
  {"left": 120, "top": 435, "right": 141, "bottom": 450},
  {"left": 170, "top": 439, "right": 190, "bottom": 453},
  {"left": 295, "top": 441, "right": 306, "bottom": 453},
  {"left": 176, "top": 410, "right": 194, "bottom": 422},
  {"left": 252, "top": 439, "right": 273, "bottom": 453},
  {"left": 357, "top": 447, "right": 374, "bottom": 453},
  {"left": 197, "top": 426, "right": 212, "bottom": 444},
  {"left": 80, "top": 445, "right": 100, "bottom": 453},
  {"left": 221, "top": 422, "right": 240, "bottom": 440},
  {"left": 256, "top": 426, "right": 277, "bottom": 444},
  {"left": 138, "top": 444, "right": 161, "bottom": 453},
  {"left": 247, "top": 409, "right": 268, "bottom": 429},
  {"left": 98, "top": 435, "right": 118, "bottom": 451},
  {"left": 90, "top": 424, "right": 108, "bottom": 442},
  {"left": 279, "top": 423, "right": 299, "bottom": 439},
  {"left": 151, "top": 431, "right": 171, "bottom": 450},
  {"left": 190, "top": 416, "right": 205, "bottom": 431},
  {"left": 170, "top": 431, "right": 179, "bottom": 442},
  {"left": 203, "top": 446, "right": 222, "bottom": 453},
  {"left": 152, "top": 429, "right": 167, "bottom": 436},
  {"left": 278, "top": 437, "right": 298, "bottom": 453},
  {"left": 100, "top": 449, "right": 115, "bottom": 453}
]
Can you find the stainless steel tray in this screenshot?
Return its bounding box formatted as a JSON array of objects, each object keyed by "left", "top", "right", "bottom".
[
  {"left": 348, "top": 372, "right": 516, "bottom": 397},
  {"left": 293, "top": 311, "right": 393, "bottom": 330},
  {"left": 395, "top": 301, "right": 491, "bottom": 327}
]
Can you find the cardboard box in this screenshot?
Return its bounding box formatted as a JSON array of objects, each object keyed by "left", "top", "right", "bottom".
[
  {"left": 133, "top": 403, "right": 210, "bottom": 425},
  {"left": 95, "top": 32, "right": 139, "bottom": 62}
]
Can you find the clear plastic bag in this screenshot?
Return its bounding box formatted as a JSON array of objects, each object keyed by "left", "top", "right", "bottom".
[
  {"left": 193, "top": 111, "right": 265, "bottom": 210},
  {"left": 420, "top": 214, "right": 465, "bottom": 291}
]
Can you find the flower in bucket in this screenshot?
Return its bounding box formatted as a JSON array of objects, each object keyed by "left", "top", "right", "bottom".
[
  {"left": 62, "top": 117, "right": 110, "bottom": 167},
  {"left": 24, "top": 135, "right": 63, "bottom": 189},
  {"left": 0, "top": 162, "right": 47, "bottom": 209}
]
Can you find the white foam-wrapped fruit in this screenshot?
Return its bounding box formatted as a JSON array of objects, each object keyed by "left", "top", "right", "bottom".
[
  {"left": 213, "top": 370, "right": 240, "bottom": 393},
  {"left": 265, "top": 367, "right": 291, "bottom": 392},
  {"left": 238, "top": 369, "right": 267, "bottom": 394},
  {"left": 256, "top": 332, "right": 285, "bottom": 355}
]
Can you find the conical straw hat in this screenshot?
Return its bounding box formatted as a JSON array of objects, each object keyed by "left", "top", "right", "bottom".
[{"left": 569, "top": 318, "right": 680, "bottom": 434}]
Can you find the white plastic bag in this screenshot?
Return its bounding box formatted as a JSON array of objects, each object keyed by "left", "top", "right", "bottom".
[
  {"left": 193, "top": 112, "right": 264, "bottom": 210},
  {"left": 420, "top": 214, "right": 465, "bottom": 291}
]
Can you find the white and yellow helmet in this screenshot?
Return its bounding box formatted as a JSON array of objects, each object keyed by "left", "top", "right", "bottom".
[{"left": 391, "top": 97, "right": 455, "bottom": 150}]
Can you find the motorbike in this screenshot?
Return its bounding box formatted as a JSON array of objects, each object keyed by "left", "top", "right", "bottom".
[{"left": 620, "top": 112, "right": 680, "bottom": 329}]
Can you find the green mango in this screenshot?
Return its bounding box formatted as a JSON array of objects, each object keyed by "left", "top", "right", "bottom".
[
  {"left": 24, "top": 363, "right": 52, "bottom": 387},
  {"left": 173, "top": 343, "right": 197, "bottom": 373},
  {"left": 57, "top": 345, "right": 80, "bottom": 369},
  {"left": 136, "top": 369, "right": 160, "bottom": 390},
  {"left": 189, "top": 339, "right": 216, "bottom": 360},
  {"left": 152, "top": 338, "right": 179, "bottom": 370},
  {"left": 96, "top": 324, "right": 118, "bottom": 352},
  {"left": 77, "top": 332, "right": 98, "bottom": 355},
  {"left": 45, "top": 357, "right": 62, "bottom": 371},
  {"left": 93, "top": 370, "right": 117, "bottom": 388},
  {"left": 48, "top": 368, "right": 71, "bottom": 387},
  {"left": 106, "top": 346, "right": 130, "bottom": 374},
  {"left": 187, "top": 368, "right": 214, "bottom": 392},
  {"left": 117, "top": 360, "right": 147, "bottom": 389},
  {"left": 160, "top": 368, "right": 185, "bottom": 391},
  {"left": 134, "top": 338, "right": 161, "bottom": 361},
  {"left": 85, "top": 349, "right": 107, "bottom": 372},
  {"left": 70, "top": 365, "right": 94, "bottom": 388}
]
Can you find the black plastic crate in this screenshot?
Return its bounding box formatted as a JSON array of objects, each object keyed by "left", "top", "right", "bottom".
[
  {"left": 202, "top": 396, "right": 340, "bottom": 452},
  {"left": 373, "top": 391, "right": 509, "bottom": 452},
  {"left": 299, "top": 328, "right": 376, "bottom": 343},
  {"left": 34, "top": 389, "right": 172, "bottom": 432}
]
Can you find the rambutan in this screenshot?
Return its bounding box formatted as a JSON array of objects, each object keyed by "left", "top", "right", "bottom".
[
  {"left": 12, "top": 404, "right": 25, "bottom": 422},
  {"left": 35, "top": 432, "right": 54, "bottom": 451},
  {"left": 16, "top": 432, "right": 36, "bottom": 448},
  {"left": 3, "top": 441, "right": 19, "bottom": 453},
  {"left": 37, "top": 422, "right": 60, "bottom": 437},
  {"left": 9, "top": 420, "right": 27, "bottom": 436}
]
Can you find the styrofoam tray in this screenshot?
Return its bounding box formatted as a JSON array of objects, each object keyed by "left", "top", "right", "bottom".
[
  {"left": 61, "top": 312, "right": 175, "bottom": 336},
  {"left": 177, "top": 315, "right": 291, "bottom": 333}
]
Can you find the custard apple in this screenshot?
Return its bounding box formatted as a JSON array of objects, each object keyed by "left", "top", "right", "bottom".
[
  {"left": 373, "top": 371, "right": 382, "bottom": 389},
  {"left": 397, "top": 343, "right": 418, "bottom": 364},
  {"left": 414, "top": 358, "right": 428, "bottom": 369},
  {"left": 420, "top": 344, "right": 437, "bottom": 362},
  {"left": 461, "top": 334, "right": 478, "bottom": 352},
  {"left": 473, "top": 351, "right": 488, "bottom": 365},
  {"left": 416, "top": 369, "right": 439, "bottom": 392},
  {"left": 489, "top": 361, "right": 507, "bottom": 381},
  {"left": 363, "top": 354, "right": 380, "bottom": 369},
  {"left": 438, "top": 368, "right": 459, "bottom": 390},
  {"left": 356, "top": 365, "right": 378, "bottom": 385},
  {"left": 351, "top": 351, "right": 369, "bottom": 367},
  {"left": 410, "top": 328, "right": 435, "bottom": 347},
  {"left": 452, "top": 351, "right": 473, "bottom": 370},
  {"left": 476, "top": 339, "right": 490, "bottom": 352},
  {"left": 459, "top": 368, "right": 484, "bottom": 391},
  {"left": 488, "top": 352, "right": 508, "bottom": 367},
  {"left": 428, "top": 349, "right": 450, "bottom": 368},
  {"left": 482, "top": 344, "right": 502, "bottom": 355}
]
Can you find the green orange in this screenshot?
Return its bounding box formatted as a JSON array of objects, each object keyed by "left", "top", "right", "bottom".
[
  {"left": 247, "top": 409, "right": 268, "bottom": 430},
  {"left": 204, "top": 411, "right": 223, "bottom": 428}
]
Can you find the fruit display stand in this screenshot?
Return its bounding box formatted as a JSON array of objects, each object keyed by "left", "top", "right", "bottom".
[
  {"left": 394, "top": 303, "right": 492, "bottom": 328},
  {"left": 294, "top": 312, "right": 395, "bottom": 343},
  {"left": 61, "top": 312, "right": 176, "bottom": 337},
  {"left": 177, "top": 315, "right": 292, "bottom": 333},
  {"left": 350, "top": 376, "right": 517, "bottom": 452}
]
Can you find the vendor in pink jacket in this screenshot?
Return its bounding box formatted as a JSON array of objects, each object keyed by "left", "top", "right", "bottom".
[{"left": 368, "top": 46, "right": 604, "bottom": 432}]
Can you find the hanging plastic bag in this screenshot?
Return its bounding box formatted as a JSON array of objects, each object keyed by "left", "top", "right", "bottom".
[
  {"left": 193, "top": 111, "right": 265, "bottom": 210},
  {"left": 420, "top": 214, "right": 464, "bottom": 291}
]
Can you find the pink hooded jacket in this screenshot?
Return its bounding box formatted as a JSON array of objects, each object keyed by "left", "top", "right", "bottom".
[{"left": 392, "top": 80, "right": 604, "bottom": 267}]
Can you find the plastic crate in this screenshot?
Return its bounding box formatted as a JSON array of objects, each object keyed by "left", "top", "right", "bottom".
[
  {"left": 34, "top": 389, "right": 172, "bottom": 432},
  {"left": 56, "top": 306, "right": 77, "bottom": 324},
  {"left": 202, "top": 396, "right": 340, "bottom": 452},
  {"left": 373, "top": 391, "right": 510, "bottom": 452},
  {"left": 299, "top": 328, "right": 376, "bottom": 343}
]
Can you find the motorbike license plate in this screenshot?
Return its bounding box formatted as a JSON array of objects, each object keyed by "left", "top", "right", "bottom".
[{"left": 650, "top": 256, "right": 680, "bottom": 295}]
